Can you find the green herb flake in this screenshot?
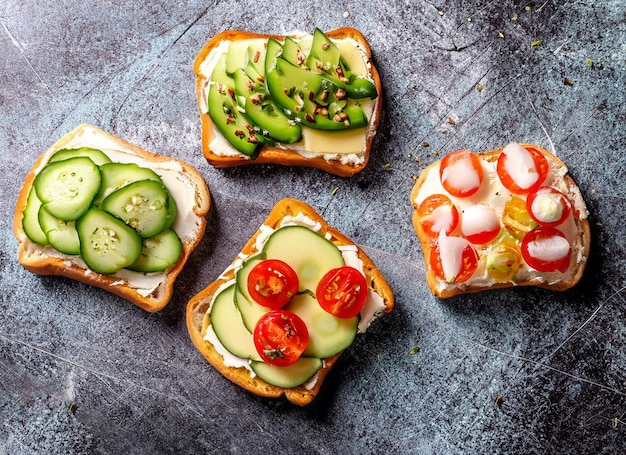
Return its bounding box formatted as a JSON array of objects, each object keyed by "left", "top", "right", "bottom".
[
  {"left": 409, "top": 346, "right": 421, "bottom": 355},
  {"left": 531, "top": 39, "right": 542, "bottom": 48},
  {"left": 495, "top": 395, "right": 504, "bottom": 407}
]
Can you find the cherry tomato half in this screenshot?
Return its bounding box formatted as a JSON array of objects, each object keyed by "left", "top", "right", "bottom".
[
  {"left": 253, "top": 310, "right": 309, "bottom": 366},
  {"left": 430, "top": 232, "right": 479, "bottom": 283},
  {"left": 416, "top": 194, "right": 460, "bottom": 239},
  {"left": 521, "top": 226, "right": 571, "bottom": 273},
  {"left": 496, "top": 144, "right": 549, "bottom": 195},
  {"left": 247, "top": 259, "right": 299, "bottom": 309},
  {"left": 460, "top": 204, "right": 501, "bottom": 245},
  {"left": 439, "top": 149, "right": 484, "bottom": 198},
  {"left": 526, "top": 186, "right": 572, "bottom": 226},
  {"left": 316, "top": 266, "right": 368, "bottom": 319}
]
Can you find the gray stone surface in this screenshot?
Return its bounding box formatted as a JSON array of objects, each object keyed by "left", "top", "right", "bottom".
[{"left": 1, "top": 0, "right": 625, "bottom": 453}]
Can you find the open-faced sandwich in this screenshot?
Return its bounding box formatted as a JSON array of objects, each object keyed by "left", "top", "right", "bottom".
[
  {"left": 193, "top": 28, "right": 382, "bottom": 177},
  {"left": 186, "top": 198, "right": 394, "bottom": 406},
  {"left": 410, "top": 143, "right": 590, "bottom": 298},
  {"left": 14, "top": 124, "right": 211, "bottom": 312}
]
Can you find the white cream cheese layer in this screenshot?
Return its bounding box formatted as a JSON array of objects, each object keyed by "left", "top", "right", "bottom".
[
  {"left": 203, "top": 213, "right": 387, "bottom": 386},
  {"left": 30, "top": 125, "right": 203, "bottom": 297},
  {"left": 198, "top": 34, "right": 377, "bottom": 164},
  {"left": 413, "top": 144, "right": 589, "bottom": 293}
]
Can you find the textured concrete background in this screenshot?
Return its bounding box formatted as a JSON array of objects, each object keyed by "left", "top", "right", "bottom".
[{"left": 1, "top": 0, "right": 625, "bottom": 453}]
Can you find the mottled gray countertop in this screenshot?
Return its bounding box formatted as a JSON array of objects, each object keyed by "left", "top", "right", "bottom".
[{"left": 1, "top": 1, "right": 625, "bottom": 453}]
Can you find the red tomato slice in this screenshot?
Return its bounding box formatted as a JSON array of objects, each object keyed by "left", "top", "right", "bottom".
[
  {"left": 430, "top": 232, "right": 478, "bottom": 283},
  {"left": 316, "top": 266, "right": 367, "bottom": 319},
  {"left": 247, "top": 259, "right": 299, "bottom": 309},
  {"left": 496, "top": 144, "right": 549, "bottom": 194},
  {"left": 439, "top": 149, "right": 484, "bottom": 198},
  {"left": 521, "top": 226, "right": 571, "bottom": 273},
  {"left": 526, "top": 186, "right": 572, "bottom": 226},
  {"left": 253, "top": 310, "right": 309, "bottom": 366},
  {"left": 416, "top": 194, "right": 460, "bottom": 239}
]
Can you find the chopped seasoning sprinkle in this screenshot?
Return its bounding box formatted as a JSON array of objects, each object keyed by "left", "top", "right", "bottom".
[
  {"left": 498, "top": 31, "right": 505, "bottom": 38},
  {"left": 332, "top": 186, "right": 339, "bottom": 195},
  {"left": 525, "top": 5, "right": 532, "bottom": 11},
  {"left": 421, "top": 141, "right": 430, "bottom": 148},
  {"left": 415, "top": 157, "right": 422, "bottom": 164},
  {"left": 409, "top": 346, "right": 421, "bottom": 355},
  {"left": 343, "top": 11, "right": 350, "bottom": 18},
  {"left": 467, "top": 17, "right": 472, "bottom": 22},
  {"left": 563, "top": 77, "right": 574, "bottom": 86},
  {"left": 434, "top": 151, "right": 440, "bottom": 156},
  {"left": 613, "top": 417, "right": 620, "bottom": 428},
  {"left": 477, "top": 83, "right": 484, "bottom": 92},
  {"left": 438, "top": 10, "right": 444, "bottom": 16},
  {"left": 384, "top": 163, "right": 391, "bottom": 168},
  {"left": 69, "top": 401, "right": 77, "bottom": 414},
  {"left": 407, "top": 153, "right": 413, "bottom": 158},
  {"left": 495, "top": 395, "right": 504, "bottom": 407},
  {"left": 411, "top": 174, "right": 417, "bottom": 180},
  {"left": 512, "top": 14, "right": 518, "bottom": 21},
  {"left": 586, "top": 58, "right": 594, "bottom": 68},
  {"left": 531, "top": 39, "right": 542, "bottom": 47},
  {"left": 447, "top": 117, "right": 456, "bottom": 125}
]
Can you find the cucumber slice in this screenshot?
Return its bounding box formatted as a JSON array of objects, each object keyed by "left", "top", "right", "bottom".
[
  {"left": 262, "top": 225, "right": 344, "bottom": 292},
  {"left": 127, "top": 229, "right": 183, "bottom": 273},
  {"left": 76, "top": 208, "right": 142, "bottom": 274},
  {"left": 38, "top": 206, "right": 80, "bottom": 255},
  {"left": 234, "top": 255, "right": 270, "bottom": 331},
  {"left": 22, "top": 187, "right": 49, "bottom": 246},
  {"left": 93, "top": 162, "right": 162, "bottom": 207},
  {"left": 34, "top": 156, "right": 101, "bottom": 221},
  {"left": 101, "top": 179, "right": 176, "bottom": 238},
  {"left": 49, "top": 147, "right": 112, "bottom": 166},
  {"left": 209, "top": 283, "right": 262, "bottom": 361},
  {"left": 250, "top": 356, "right": 323, "bottom": 388},
  {"left": 285, "top": 293, "right": 357, "bottom": 359}
]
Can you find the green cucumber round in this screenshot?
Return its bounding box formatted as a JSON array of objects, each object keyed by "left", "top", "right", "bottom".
[
  {"left": 76, "top": 208, "right": 142, "bottom": 274},
  {"left": 101, "top": 179, "right": 176, "bottom": 238},
  {"left": 34, "top": 156, "right": 101, "bottom": 221}
]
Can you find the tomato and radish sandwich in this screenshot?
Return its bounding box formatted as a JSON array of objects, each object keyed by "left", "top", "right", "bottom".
[
  {"left": 186, "top": 198, "right": 394, "bottom": 406},
  {"left": 193, "top": 28, "right": 382, "bottom": 177},
  {"left": 13, "top": 124, "right": 211, "bottom": 312},
  {"left": 410, "top": 143, "right": 591, "bottom": 298}
]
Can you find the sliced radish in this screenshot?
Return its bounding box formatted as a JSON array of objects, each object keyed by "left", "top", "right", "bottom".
[
  {"left": 496, "top": 143, "right": 549, "bottom": 194},
  {"left": 439, "top": 149, "right": 483, "bottom": 198}
]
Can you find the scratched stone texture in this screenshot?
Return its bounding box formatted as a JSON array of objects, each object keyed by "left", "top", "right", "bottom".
[{"left": 1, "top": 0, "right": 625, "bottom": 453}]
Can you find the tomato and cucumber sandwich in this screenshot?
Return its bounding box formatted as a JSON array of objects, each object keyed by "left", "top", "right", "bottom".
[
  {"left": 410, "top": 143, "right": 591, "bottom": 298},
  {"left": 193, "top": 28, "right": 382, "bottom": 177},
  {"left": 14, "top": 124, "right": 211, "bottom": 312},
  {"left": 186, "top": 198, "right": 394, "bottom": 406}
]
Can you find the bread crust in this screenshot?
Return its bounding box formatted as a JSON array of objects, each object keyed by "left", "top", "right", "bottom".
[
  {"left": 193, "top": 28, "right": 382, "bottom": 177},
  {"left": 13, "top": 124, "right": 211, "bottom": 312},
  {"left": 186, "top": 198, "right": 394, "bottom": 406},
  {"left": 410, "top": 144, "right": 591, "bottom": 298}
]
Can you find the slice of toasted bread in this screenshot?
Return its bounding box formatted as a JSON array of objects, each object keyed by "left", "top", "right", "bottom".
[
  {"left": 13, "top": 124, "right": 211, "bottom": 312},
  {"left": 193, "top": 28, "right": 382, "bottom": 177},
  {"left": 410, "top": 143, "right": 591, "bottom": 298},
  {"left": 186, "top": 198, "right": 394, "bottom": 406}
]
